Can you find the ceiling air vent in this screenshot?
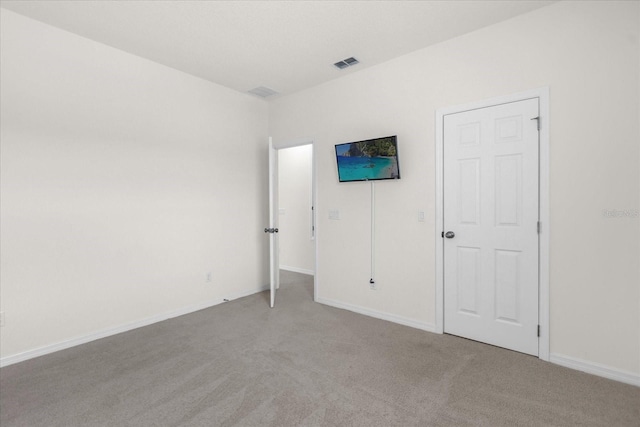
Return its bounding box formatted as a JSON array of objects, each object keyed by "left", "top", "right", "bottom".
[
  {"left": 334, "top": 57, "right": 359, "bottom": 70},
  {"left": 248, "top": 86, "right": 278, "bottom": 98}
]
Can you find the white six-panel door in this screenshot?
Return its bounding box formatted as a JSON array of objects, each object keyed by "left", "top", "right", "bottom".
[
  {"left": 268, "top": 138, "right": 280, "bottom": 308},
  {"left": 443, "top": 99, "right": 540, "bottom": 356}
]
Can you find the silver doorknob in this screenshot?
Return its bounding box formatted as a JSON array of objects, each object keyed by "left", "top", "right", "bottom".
[{"left": 445, "top": 231, "right": 455, "bottom": 238}]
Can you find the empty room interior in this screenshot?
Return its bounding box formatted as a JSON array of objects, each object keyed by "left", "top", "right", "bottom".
[{"left": 1, "top": 1, "right": 639, "bottom": 426}]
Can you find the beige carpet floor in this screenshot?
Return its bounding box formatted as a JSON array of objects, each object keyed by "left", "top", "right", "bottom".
[{"left": 1, "top": 271, "right": 638, "bottom": 426}]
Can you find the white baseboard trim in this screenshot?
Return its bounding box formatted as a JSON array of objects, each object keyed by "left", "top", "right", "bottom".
[
  {"left": 280, "top": 265, "right": 315, "bottom": 275},
  {"left": 316, "top": 297, "right": 436, "bottom": 333},
  {"left": 550, "top": 353, "right": 640, "bottom": 387},
  {"left": 0, "top": 284, "right": 269, "bottom": 368}
]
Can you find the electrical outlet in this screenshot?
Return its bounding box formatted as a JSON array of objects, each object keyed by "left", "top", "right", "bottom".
[
  {"left": 418, "top": 211, "right": 425, "bottom": 222},
  {"left": 369, "top": 279, "right": 377, "bottom": 290},
  {"left": 329, "top": 209, "right": 340, "bottom": 220},
  {"left": 0, "top": 312, "right": 5, "bottom": 327},
  {"left": 206, "top": 272, "right": 212, "bottom": 283}
]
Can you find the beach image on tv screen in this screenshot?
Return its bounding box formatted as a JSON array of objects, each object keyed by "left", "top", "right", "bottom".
[{"left": 336, "top": 136, "right": 399, "bottom": 182}]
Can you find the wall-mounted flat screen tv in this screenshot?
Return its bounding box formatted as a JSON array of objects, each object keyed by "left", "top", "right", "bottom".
[{"left": 335, "top": 135, "right": 400, "bottom": 182}]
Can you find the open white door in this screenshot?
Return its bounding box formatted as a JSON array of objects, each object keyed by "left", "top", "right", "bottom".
[{"left": 267, "top": 138, "right": 279, "bottom": 308}]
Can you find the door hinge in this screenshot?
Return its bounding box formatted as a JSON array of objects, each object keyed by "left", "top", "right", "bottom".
[
  {"left": 537, "top": 221, "right": 541, "bottom": 234},
  {"left": 531, "top": 116, "right": 541, "bottom": 131},
  {"left": 441, "top": 231, "right": 444, "bottom": 238},
  {"left": 537, "top": 325, "right": 540, "bottom": 337}
]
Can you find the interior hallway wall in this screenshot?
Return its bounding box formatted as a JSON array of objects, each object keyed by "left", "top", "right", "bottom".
[
  {"left": 269, "top": 0, "right": 640, "bottom": 378},
  {"left": 0, "top": 10, "right": 269, "bottom": 361}
]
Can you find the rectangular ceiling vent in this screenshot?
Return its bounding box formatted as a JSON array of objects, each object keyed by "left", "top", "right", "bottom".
[
  {"left": 334, "top": 57, "right": 359, "bottom": 70},
  {"left": 248, "top": 86, "right": 278, "bottom": 98}
]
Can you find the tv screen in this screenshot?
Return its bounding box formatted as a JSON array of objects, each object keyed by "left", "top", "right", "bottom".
[{"left": 335, "top": 135, "right": 400, "bottom": 182}]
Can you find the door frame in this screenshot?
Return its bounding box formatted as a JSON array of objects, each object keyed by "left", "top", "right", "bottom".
[
  {"left": 271, "top": 137, "right": 318, "bottom": 302},
  {"left": 434, "top": 88, "right": 550, "bottom": 361}
]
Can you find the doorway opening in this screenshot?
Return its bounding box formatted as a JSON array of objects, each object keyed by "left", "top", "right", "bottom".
[
  {"left": 267, "top": 139, "right": 317, "bottom": 307},
  {"left": 278, "top": 144, "right": 315, "bottom": 275}
]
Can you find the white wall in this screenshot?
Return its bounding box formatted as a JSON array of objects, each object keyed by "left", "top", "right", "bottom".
[
  {"left": 269, "top": 1, "right": 640, "bottom": 377},
  {"left": 278, "top": 145, "right": 314, "bottom": 274},
  {"left": 0, "top": 10, "right": 269, "bottom": 361}
]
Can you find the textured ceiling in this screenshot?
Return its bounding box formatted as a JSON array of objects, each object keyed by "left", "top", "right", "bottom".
[{"left": 0, "top": 0, "right": 556, "bottom": 99}]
